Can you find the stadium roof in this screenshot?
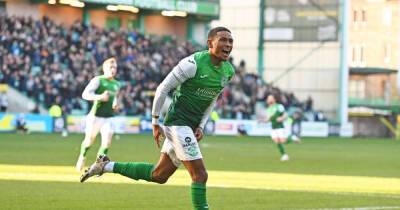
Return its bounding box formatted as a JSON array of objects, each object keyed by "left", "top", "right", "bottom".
[
  {"left": 32, "top": 0, "right": 220, "bottom": 16},
  {"left": 349, "top": 98, "right": 400, "bottom": 113},
  {"left": 350, "top": 67, "right": 397, "bottom": 75}
]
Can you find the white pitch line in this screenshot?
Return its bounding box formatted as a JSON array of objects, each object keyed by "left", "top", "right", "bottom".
[
  {"left": 295, "top": 206, "right": 400, "bottom": 210},
  {"left": 326, "top": 192, "right": 400, "bottom": 200},
  {"left": 207, "top": 185, "right": 400, "bottom": 200}
]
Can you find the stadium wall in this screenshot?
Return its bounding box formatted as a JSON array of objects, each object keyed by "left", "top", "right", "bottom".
[
  {"left": 350, "top": 0, "right": 400, "bottom": 70},
  {"left": 212, "top": 0, "right": 341, "bottom": 119},
  {"left": 144, "top": 15, "right": 187, "bottom": 38},
  {"left": 350, "top": 74, "right": 396, "bottom": 99},
  {"left": 89, "top": 9, "right": 139, "bottom": 29},
  {"left": 211, "top": 0, "right": 260, "bottom": 73},
  {"left": 264, "top": 42, "right": 341, "bottom": 119},
  {"left": 348, "top": 0, "right": 400, "bottom": 105},
  {"left": 5, "top": 0, "right": 40, "bottom": 18},
  {"left": 39, "top": 4, "right": 83, "bottom": 25},
  {"left": 350, "top": 115, "right": 393, "bottom": 137}
]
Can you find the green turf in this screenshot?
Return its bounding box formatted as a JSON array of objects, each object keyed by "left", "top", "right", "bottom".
[
  {"left": 0, "top": 133, "right": 399, "bottom": 178},
  {"left": 1, "top": 180, "right": 399, "bottom": 210},
  {"left": 0, "top": 133, "right": 400, "bottom": 210}
]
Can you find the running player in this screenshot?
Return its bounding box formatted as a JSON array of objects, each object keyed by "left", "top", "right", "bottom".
[
  {"left": 80, "top": 27, "right": 234, "bottom": 210},
  {"left": 75, "top": 57, "right": 120, "bottom": 171},
  {"left": 263, "top": 94, "right": 300, "bottom": 161}
]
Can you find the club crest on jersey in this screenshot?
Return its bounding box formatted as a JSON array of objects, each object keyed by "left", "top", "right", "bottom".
[
  {"left": 187, "top": 146, "right": 199, "bottom": 157},
  {"left": 185, "top": 137, "right": 191, "bottom": 143},
  {"left": 221, "top": 76, "right": 229, "bottom": 87}
]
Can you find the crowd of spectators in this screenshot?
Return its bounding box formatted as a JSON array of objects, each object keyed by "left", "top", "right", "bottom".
[
  {"left": 0, "top": 15, "right": 196, "bottom": 117},
  {"left": 217, "top": 59, "right": 316, "bottom": 120},
  {"left": 0, "top": 15, "right": 317, "bottom": 120}
]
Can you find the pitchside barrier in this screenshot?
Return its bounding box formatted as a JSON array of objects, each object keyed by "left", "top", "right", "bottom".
[
  {"left": 0, "top": 113, "right": 53, "bottom": 133},
  {"left": 0, "top": 113, "right": 353, "bottom": 137},
  {"left": 213, "top": 119, "right": 333, "bottom": 137},
  {"left": 66, "top": 115, "right": 141, "bottom": 134}
]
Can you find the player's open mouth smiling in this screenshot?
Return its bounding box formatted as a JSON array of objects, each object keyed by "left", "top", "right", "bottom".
[{"left": 222, "top": 50, "right": 230, "bottom": 56}]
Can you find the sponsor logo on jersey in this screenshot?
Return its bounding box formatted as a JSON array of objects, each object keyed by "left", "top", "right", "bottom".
[
  {"left": 200, "top": 74, "right": 208, "bottom": 79},
  {"left": 195, "top": 88, "right": 220, "bottom": 98}
]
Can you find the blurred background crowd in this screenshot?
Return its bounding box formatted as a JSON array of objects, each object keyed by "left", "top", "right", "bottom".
[{"left": 0, "top": 15, "right": 319, "bottom": 121}]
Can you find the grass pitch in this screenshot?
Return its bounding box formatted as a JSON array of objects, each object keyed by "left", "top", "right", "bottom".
[{"left": 0, "top": 133, "right": 399, "bottom": 210}]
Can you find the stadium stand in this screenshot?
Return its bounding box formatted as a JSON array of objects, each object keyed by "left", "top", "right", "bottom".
[{"left": 0, "top": 15, "right": 317, "bottom": 120}]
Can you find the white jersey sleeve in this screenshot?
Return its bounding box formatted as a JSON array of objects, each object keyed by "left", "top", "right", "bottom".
[
  {"left": 152, "top": 55, "right": 197, "bottom": 125},
  {"left": 82, "top": 77, "right": 102, "bottom": 101}
]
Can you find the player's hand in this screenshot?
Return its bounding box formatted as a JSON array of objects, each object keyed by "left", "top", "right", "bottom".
[
  {"left": 277, "top": 116, "right": 284, "bottom": 122},
  {"left": 112, "top": 104, "right": 118, "bottom": 112},
  {"left": 100, "top": 91, "right": 110, "bottom": 102},
  {"left": 152, "top": 124, "right": 165, "bottom": 148},
  {"left": 112, "top": 105, "right": 119, "bottom": 113},
  {"left": 194, "top": 127, "right": 204, "bottom": 142}
]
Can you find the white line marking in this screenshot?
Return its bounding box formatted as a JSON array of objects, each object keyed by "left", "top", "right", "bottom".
[{"left": 295, "top": 206, "right": 400, "bottom": 210}]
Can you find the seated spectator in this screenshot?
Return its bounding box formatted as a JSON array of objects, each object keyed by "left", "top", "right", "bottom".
[
  {"left": 15, "top": 114, "right": 28, "bottom": 133},
  {"left": 0, "top": 92, "right": 7, "bottom": 112}
]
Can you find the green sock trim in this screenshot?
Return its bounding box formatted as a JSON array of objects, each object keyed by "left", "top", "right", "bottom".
[
  {"left": 113, "top": 162, "right": 154, "bottom": 182},
  {"left": 80, "top": 144, "right": 90, "bottom": 157},
  {"left": 97, "top": 147, "right": 109, "bottom": 156},
  {"left": 192, "top": 183, "right": 209, "bottom": 210},
  {"left": 277, "top": 143, "right": 286, "bottom": 155}
]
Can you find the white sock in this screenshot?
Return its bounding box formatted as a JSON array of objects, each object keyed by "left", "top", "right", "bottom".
[{"left": 104, "top": 162, "right": 115, "bottom": 173}]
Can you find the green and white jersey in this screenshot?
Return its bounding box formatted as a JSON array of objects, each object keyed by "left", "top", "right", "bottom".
[
  {"left": 267, "top": 103, "right": 285, "bottom": 129},
  {"left": 152, "top": 50, "right": 235, "bottom": 130},
  {"left": 82, "top": 75, "right": 120, "bottom": 118}
]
